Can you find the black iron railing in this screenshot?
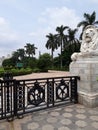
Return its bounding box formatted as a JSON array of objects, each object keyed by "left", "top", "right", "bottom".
[{"left": 0, "top": 76, "right": 79, "bottom": 121}]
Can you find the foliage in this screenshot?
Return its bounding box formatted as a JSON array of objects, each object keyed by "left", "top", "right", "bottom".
[
  {"left": 45, "top": 26, "right": 80, "bottom": 70},
  {"left": 37, "top": 53, "right": 52, "bottom": 72},
  {"left": 53, "top": 57, "right": 60, "bottom": 69},
  {"left": 77, "top": 11, "right": 98, "bottom": 29},
  {"left": 56, "top": 25, "right": 69, "bottom": 68},
  {"left": 0, "top": 67, "right": 33, "bottom": 77},
  {"left": 18, "top": 57, "right": 38, "bottom": 69},
  {"left": 32, "top": 68, "right": 41, "bottom": 73},
  {"left": 77, "top": 11, "right": 98, "bottom": 39},
  {"left": 24, "top": 43, "right": 37, "bottom": 57},
  {"left": 2, "top": 58, "right": 13, "bottom": 67},
  {"left": 0, "top": 68, "right": 5, "bottom": 77},
  {"left": 11, "top": 68, "right": 33, "bottom": 76},
  {"left": 17, "top": 48, "right": 25, "bottom": 60},
  {"left": 2, "top": 11, "right": 98, "bottom": 74},
  {"left": 62, "top": 42, "right": 81, "bottom": 66},
  {"left": 46, "top": 33, "right": 59, "bottom": 68},
  {"left": 46, "top": 33, "right": 58, "bottom": 60}
]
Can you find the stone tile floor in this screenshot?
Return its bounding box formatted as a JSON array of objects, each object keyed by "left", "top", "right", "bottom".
[{"left": 0, "top": 104, "right": 98, "bottom": 130}]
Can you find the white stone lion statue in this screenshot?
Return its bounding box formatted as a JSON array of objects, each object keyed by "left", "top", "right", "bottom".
[{"left": 71, "top": 25, "right": 98, "bottom": 61}]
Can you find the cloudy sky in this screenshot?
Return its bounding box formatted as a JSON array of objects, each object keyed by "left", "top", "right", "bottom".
[{"left": 0, "top": 0, "right": 98, "bottom": 57}]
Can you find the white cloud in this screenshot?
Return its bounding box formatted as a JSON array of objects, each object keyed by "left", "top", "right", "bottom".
[
  {"left": 29, "top": 7, "right": 81, "bottom": 57},
  {"left": 29, "top": 32, "right": 38, "bottom": 37},
  {"left": 0, "top": 17, "right": 18, "bottom": 40},
  {"left": 0, "top": 17, "right": 7, "bottom": 25},
  {"left": 1, "top": 0, "right": 16, "bottom": 4},
  {"left": 32, "top": 6, "right": 81, "bottom": 39},
  {"left": 0, "top": 17, "right": 10, "bottom": 32},
  {"left": 90, "top": 0, "right": 98, "bottom": 3},
  {"left": 30, "top": 6, "right": 81, "bottom": 46},
  {"left": 0, "top": 32, "right": 19, "bottom": 42},
  {"left": 38, "top": 7, "right": 81, "bottom": 29},
  {"left": 0, "top": 17, "right": 21, "bottom": 56}
]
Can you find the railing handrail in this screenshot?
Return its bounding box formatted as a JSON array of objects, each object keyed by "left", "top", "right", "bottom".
[
  {"left": 0, "top": 75, "right": 80, "bottom": 121},
  {"left": 12, "top": 76, "right": 80, "bottom": 82}
]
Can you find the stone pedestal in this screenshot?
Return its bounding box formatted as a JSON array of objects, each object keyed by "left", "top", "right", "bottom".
[{"left": 70, "top": 56, "right": 98, "bottom": 107}]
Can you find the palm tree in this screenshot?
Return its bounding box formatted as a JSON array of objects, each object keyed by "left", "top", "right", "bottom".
[
  {"left": 24, "top": 43, "right": 37, "bottom": 57},
  {"left": 61, "top": 28, "right": 80, "bottom": 66},
  {"left": 17, "top": 48, "right": 25, "bottom": 60},
  {"left": 12, "top": 51, "right": 20, "bottom": 67},
  {"left": 12, "top": 51, "right": 19, "bottom": 61},
  {"left": 67, "top": 28, "right": 80, "bottom": 52},
  {"left": 46, "top": 33, "right": 58, "bottom": 67},
  {"left": 77, "top": 11, "right": 98, "bottom": 39},
  {"left": 56, "top": 25, "right": 69, "bottom": 68}
]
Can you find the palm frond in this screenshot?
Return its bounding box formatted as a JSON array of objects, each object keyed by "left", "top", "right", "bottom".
[
  {"left": 77, "top": 21, "right": 88, "bottom": 27},
  {"left": 84, "top": 13, "right": 91, "bottom": 21}
]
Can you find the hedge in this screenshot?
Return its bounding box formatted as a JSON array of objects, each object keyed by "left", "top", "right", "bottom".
[{"left": 0, "top": 68, "right": 33, "bottom": 77}]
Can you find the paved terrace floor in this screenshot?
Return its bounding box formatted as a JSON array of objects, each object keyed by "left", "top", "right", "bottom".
[
  {"left": 14, "top": 70, "right": 70, "bottom": 80},
  {"left": 0, "top": 71, "right": 98, "bottom": 130},
  {"left": 0, "top": 104, "right": 98, "bottom": 130}
]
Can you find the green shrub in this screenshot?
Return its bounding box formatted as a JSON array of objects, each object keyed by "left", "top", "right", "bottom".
[
  {"left": 0, "top": 68, "right": 5, "bottom": 77},
  {"left": 11, "top": 68, "right": 33, "bottom": 76},
  {"left": 32, "top": 68, "right": 41, "bottom": 73},
  {"left": 0, "top": 67, "right": 33, "bottom": 77},
  {"left": 37, "top": 53, "right": 52, "bottom": 72}
]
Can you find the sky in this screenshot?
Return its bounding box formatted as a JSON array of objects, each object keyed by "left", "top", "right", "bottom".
[{"left": 0, "top": 0, "right": 98, "bottom": 58}]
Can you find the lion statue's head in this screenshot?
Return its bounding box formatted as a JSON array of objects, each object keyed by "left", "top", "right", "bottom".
[
  {"left": 80, "top": 25, "right": 98, "bottom": 52},
  {"left": 71, "top": 25, "right": 98, "bottom": 61}
]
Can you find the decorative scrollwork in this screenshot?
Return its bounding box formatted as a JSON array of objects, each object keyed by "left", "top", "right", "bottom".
[
  {"left": 17, "top": 83, "right": 24, "bottom": 109},
  {"left": 47, "top": 81, "right": 54, "bottom": 104},
  {"left": 56, "top": 79, "right": 69, "bottom": 100},
  {"left": 28, "top": 82, "right": 45, "bottom": 106}
]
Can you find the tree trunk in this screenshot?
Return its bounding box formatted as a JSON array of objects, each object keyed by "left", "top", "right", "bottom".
[
  {"left": 51, "top": 49, "right": 54, "bottom": 69},
  {"left": 60, "top": 41, "right": 63, "bottom": 69}
]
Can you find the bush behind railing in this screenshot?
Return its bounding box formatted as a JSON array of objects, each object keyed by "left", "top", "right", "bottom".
[{"left": 0, "top": 67, "right": 33, "bottom": 77}]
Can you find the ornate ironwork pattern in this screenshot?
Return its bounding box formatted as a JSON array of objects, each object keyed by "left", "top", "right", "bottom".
[
  {"left": 70, "top": 77, "right": 78, "bottom": 103},
  {"left": 0, "top": 85, "right": 2, "bottom": 119},
  {"left": 0, "top": 76, "right": 79, "bottom": 121},
  {"left": 56, "top": 79, "right": 69, "bottom": 100},
  {"left": 47, "top": 81, "right": 54, "bottom": 106},
  {"left": 6, "top": 82, "right": 11, "bottom": 112},
  {"left": 28, "top": 82, "right": 45, "bottom": 106},
  {"left": 0, "top": 80, "right": 15, "bottom": 121},
  {"left": 0, "top": 84, "right": 2, "bottom": 112},
  {"left": 16, "top": 82, "right": 24, "bottom": 110}
]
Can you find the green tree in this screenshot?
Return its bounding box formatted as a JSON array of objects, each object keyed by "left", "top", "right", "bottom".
[
  {"left": 2, "top": 51, "right": 20, "bottom": 68},
  {"left": 25, "top": 43, "right": 37, "bottom": 57},
  {"left": 56, "top": 25, "right": 69, "bottom": 68},
  {"left": 12, "top": 49, "right": 25, "bottom": 68},
  {"left": 12, "top": 51, "right": 19, "bottom": 61},
  {"left": 62, "top": 28, "right": 80, "bottom": 67},
  {"left": 53, "top": 56, "right": 60, "bottom": 69},
  {"left": 37, "top": 53, "right": 52, "bottom": 72},
  {"left": 11, "top": 51, "right": 19, "bottom": 67},
  {"left": 46, "top": 33, "right": 58, "bottom": 67},
  {"left": 77, "top": 11, "right": 98, "bottom": 39},
  {"left": 17, "top": 48, "right": 25, "bottom": 60},
  {"left": 18, "top": 56, "right": 37, "bottom": 69},
  {"left": 2, "top": 58, "right": 12, "bottom": 67},
  {"left": 67, "top": 28, "right": 80, "bottom": 50}
]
